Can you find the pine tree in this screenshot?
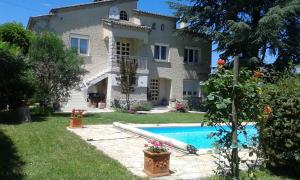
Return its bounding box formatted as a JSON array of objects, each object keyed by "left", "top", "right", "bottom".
[{"left": 169, "top": 0, "right": 300, "bottom": 69}]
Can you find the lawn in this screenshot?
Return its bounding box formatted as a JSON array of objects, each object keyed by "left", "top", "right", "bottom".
[
  {"left": 0, "top": 112, "right": 206, "bottom": 179},
  {"left": 0, "top": 112, "right": 290, "bottom": 179}
]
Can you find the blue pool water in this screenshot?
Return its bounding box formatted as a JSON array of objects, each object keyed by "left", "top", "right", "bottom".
[{"left": 141, "top": 125, "right": 257, "bottom": 149}]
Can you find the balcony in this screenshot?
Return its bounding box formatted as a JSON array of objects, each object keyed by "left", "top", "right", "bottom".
[{"left": 111, "top": 54, "right": 148, "bottom": 71}]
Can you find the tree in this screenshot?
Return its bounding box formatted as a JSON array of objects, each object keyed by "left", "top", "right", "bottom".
[
  {"left": 203, "top": 64, "right": 262, "bottom": 178},
  {"left": 28, "top": 32, "right": 85, "bottom": 110},
  {"left": 0, "top": 41, "right": 34, "bottom": 110},
  {"left": 0, "top": 22, "right": 32, "bottom": 54},
  {"left": 116, "top": 58, "right": 138, "bottom": 110},
  {"left": 169, "top": 0, "right": 300, "bottom": 69}
]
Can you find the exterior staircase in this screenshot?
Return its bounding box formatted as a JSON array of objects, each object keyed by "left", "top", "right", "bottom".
[
  {"left": 60, "top": 89, "right": 89, "bottom": 112},
  {"left": 60, "top": 70, "right": 109, "bottom": 112}
]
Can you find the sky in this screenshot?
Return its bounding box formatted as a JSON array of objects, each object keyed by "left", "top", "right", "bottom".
[{"left": 0, "top": 0, "right": 275, "bottom": 67}]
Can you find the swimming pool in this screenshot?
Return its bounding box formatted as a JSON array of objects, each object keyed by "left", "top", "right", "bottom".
[{"left": 141, "top": 125, "right": 257, "bottom": 149}]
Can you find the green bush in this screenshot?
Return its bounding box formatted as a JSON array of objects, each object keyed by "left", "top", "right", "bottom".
[
  {"left": 131, "top": 102, "right": 153, "bottom": 111},
  {"left": 259, "top": 75, "right": 300, "bottom": 174}
]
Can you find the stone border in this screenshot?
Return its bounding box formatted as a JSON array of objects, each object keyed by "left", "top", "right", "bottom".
[{"left": 113, "top": 122, "right": 214, "bottom": 154}]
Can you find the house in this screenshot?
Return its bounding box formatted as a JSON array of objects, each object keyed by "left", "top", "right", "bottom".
[{"left": 27, "top": 0, "right": 211, "bottom": 111}]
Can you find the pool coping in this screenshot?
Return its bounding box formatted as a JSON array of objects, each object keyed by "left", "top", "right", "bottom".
[{"left": 113, "top": 122, "right": 255, "bottom": 154}]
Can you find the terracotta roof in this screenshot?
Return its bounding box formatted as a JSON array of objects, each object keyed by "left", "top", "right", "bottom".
[
  {"left": 132, "top": 9, "right": 177, "bottom": 20},
  {"left": 102, "top": 19, "right": 152, "bottom": 31}
]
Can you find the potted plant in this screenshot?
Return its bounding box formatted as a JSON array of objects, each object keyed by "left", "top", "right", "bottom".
[
  {"left": 143, "top": 140, "right": 172, "bottom": 177},
  {"left": 69, "top": 109, "right": 84, "bottom": 128},
  {"left": 170, "top": 98, "right": 177, "bottom": 108}
]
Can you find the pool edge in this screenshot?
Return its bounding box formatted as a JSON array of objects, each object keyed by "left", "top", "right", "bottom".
[{"left": 113, "top": 122, "right": 215, "bottom": 155}]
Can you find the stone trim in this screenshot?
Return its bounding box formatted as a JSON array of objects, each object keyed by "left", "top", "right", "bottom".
[
  {"left": 132, "top": 9, "right": 177, "bottom": 20},
  {"left": 102, "top": 19, "right": 151, "bottom": 32}
]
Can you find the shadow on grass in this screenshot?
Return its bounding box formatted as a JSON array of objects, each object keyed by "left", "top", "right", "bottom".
[
  {"left": 52, "top": 113, "right": 98, "bottom": 118},
  {"left": 266, "top": 165, "right": 300, "bottom": 179},
  {"left": 0, "top": 111, "right": 48, "bottom": 125},
  {"left": 0, "top": 130, "right": 25, "bottom": 179}
]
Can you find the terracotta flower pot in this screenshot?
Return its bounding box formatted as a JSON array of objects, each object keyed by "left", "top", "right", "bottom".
[
  {"left": 143, "top": 150, "right": 171, "bottom": 177},
  {"left": 69, "top": 117, "right": 83, "bottom": 128}
]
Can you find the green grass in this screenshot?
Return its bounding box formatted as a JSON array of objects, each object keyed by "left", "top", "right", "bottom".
[
  {"left": 83, "top": 112, "right": 207, "bottom": 124},
  {"left": 0, "top": 112, "right": 206, "bottom": 179}
]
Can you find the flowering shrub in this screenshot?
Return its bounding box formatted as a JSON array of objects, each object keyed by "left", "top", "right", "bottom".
[
  {"left": 258, "top": 75, "right": 300, "bottom": 174},
  {"left": 176, "top": 102, "right": 187, "bottom": 112},
  {"left": 203, "top": 67, "right": 262, "bottom": 177},
  {"left": 71, "top": 109, "right": 85, "bottom": 118},
  {"left": 144, "top": 140, "right": 173, "bottom": 153}
]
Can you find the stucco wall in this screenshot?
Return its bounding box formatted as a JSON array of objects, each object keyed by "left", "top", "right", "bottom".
[
  {"left": 30, "top": 0, "right": 211, "bottom": 106},
  {"left": 133, "top": 14, "right": 211, "bottom": 101},
  {"left": 31, "top": 0, "right": 138, "bottom": 81}
]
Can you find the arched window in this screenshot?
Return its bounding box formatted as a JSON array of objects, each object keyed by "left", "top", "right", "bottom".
[{"left": 120, "top": 10, "right": 128, "bottom": 21}]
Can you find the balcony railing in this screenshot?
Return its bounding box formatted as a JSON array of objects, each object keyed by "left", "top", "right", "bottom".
[{"left": 111, "top": 54, "right": 148, "bottom": 70}]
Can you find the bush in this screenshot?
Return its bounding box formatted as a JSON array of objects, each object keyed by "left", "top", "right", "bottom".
[
  {"left": 131, "top": 102, "right": 153, "bottom": 111},
  {"left": 259, "top": 75, "right": 300, "bottom": 174},
  {"left": 184, "top": 97, "right": 207, "bottom": 112}
]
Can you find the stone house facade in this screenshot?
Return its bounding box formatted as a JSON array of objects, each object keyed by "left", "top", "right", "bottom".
[{"left": 27, "top": 0, "right": 211, "bottom": 111}]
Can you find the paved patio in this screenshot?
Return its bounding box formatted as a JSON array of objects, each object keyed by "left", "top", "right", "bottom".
[
  {"left": 67, "top": 125, "right": 254, "bottom": 179},
  {"left": 68, "top": 125, "right": 216, "bottom": 179}
]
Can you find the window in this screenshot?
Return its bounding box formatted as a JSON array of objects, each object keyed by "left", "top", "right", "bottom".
[
  {"left": 154, "top": 44, "right": 168, "bottom": 61},
  {"left": 183, "top": 80, "right": 200, "bottom": 97},
  {"left": 116, "top": 41, "right": 130, "bottom": 56},
  {"left": 184, "top": 48, "right": 200, "bottom": 64},
  {"left": 120, "top": 10, "right": 128, "bottom": 21},
  {"left": 151, "top": 23, "right": 156, "bottom": 30},
  {"left": 161, "top": 24, "right": 165, "bottom": 31},
  {"left": 70, "top": 35, "right": 89, "bottom": 55}
]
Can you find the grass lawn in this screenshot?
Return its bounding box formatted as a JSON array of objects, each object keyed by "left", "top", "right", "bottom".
[
  {"left": 0, "top": 112, "right": 291, "bottom": 179},
  {"left": 0, "top": 112, "right": 206, "bottom": 179}
]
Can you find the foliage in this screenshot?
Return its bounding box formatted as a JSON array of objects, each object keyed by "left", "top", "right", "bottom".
[
  {"left": 0, "top": 22, "right": 32, "bottom": 54},
  {"left": 131, "top": 102, "right": 153, "bottom": 111},
  {"left": 144, "top": 140, "right": 172, "bottom": 153},
  {"left": 203, "top": 68, "right": 262, "bottom": 177},
  {"left": 184, "top": 97, "right": 207, "bottom": 112},
  {"left": 169, "top": 0, "right": 300, "bottom": 69},
  {"left": 116, "top": 59, "right": 137, "bottom": 110},
  {"left": 0, "top": 41, "right": 35, "bottom": 110},
  {"left": 28, "top": 32, "right": 85, "bottom": 110},
  {"left": 258, "top": 75, "right": 300, "bottom": 174}
]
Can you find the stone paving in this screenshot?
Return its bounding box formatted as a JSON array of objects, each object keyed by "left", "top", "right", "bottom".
[{"left": 67, "top": 125, "right": 255, "bottom": 179}]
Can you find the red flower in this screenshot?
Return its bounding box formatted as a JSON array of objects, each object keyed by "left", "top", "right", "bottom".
[
  {"left": 254, "top": 71, "right": 264, "bottom": 78},
  {"left": 217, "top": 59, "right": 225, "bottom": 66},
  {"left": 264, "top": 106, "right": 272, "bottom": 114}
]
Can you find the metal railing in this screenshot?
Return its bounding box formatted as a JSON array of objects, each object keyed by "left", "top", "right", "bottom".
[{"left": 111, "top": 54, "right": 148, "bottom": 70}]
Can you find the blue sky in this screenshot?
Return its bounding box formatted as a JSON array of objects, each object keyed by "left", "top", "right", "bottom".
[{"left": 0, "top": 0, "right": 275, "bottom": 66}]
